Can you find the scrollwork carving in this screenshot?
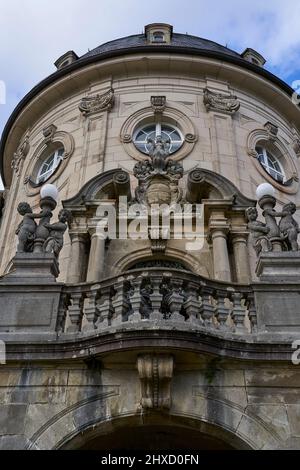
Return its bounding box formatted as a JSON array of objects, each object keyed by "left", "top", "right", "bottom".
[
  {"left": 79, "top": 88, "right": 115, "bottom": 116},
  {"left": 203, "top": 88, "right": 240, "bottom": 115}
]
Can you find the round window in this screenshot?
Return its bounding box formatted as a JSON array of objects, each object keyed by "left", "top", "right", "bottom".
[
  {"left": 256, "top": 146, "right": 285, "bottom": 184},
  {"left": 36, "top": 148, "right": 64, "bottom": 184},
  {"left": 133, "top": 123, "right": 183, "bottom": 155}
]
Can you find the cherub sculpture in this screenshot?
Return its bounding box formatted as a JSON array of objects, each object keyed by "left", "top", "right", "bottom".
[
  {"left": 16, "top": 202, "right": 51, "bottom": 253},
  {"left": 274, "top": 202, "right": 300, "bottom": 251},
  {"left": 246, "top": 207, "right": 272, "bottom": 256},
  {"left": 43, "top": 209, "right": 72, "bottom": 259},
  {"left": 147, "top": 135, "right": 170, "bottom": 174}
]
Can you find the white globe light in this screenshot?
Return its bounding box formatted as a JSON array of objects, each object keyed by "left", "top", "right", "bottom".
[
  {"left": 256, "top": 183, "right": 275, "bottom": 200},
  {"left": 40, "top": 184, "right": 59, "bottom": 201}
]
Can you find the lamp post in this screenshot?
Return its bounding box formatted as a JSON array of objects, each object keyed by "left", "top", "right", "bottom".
[{"left": 33, "top": 184, "right": 58, "bottom": 253}]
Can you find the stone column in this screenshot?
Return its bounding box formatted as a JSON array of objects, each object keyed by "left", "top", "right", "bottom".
[
  {"left": 210, "top": 228, "right": 231, "bottom": 282},
  {"left": 67, "top": 233, "right": 88, "bottom": 283},
  {"left": 231, "top": 232, "right": 251, "bottom": 284},
  {"left": 86, "top": 229, "right": 106, "bottom": 282},
  {"left": 209, "top": 211, "right": 231, "bottom": 282}
]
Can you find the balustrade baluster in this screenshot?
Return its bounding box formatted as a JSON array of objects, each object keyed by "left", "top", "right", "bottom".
[
  {"left": 214, "top": 290, "right": 231, "bottom": 330},
  {"left": 111, "top": 279, "right": 131, "bottom": 325},
  {"left": 150, "top": 276, "right": 163, "bottom": 320},
  {"left": 129, "top": 277, "right": 143, "bottom": 322},
  {"left": 96, "top": 285, "right": 114, "bottom": 328},
  {"left": 183, "top": 282, "right": 201, "bottom": 324},
  {"left": 246, "top": 292, "right": 257, "bottom": 333},
  {"left": 82, "top": 286, "right": 99, "bottom": 331},
  {"left": 66, "top": 291, "right": 84, "bottom": 333},
  {"left": 167, "top": 279, "right": 185, "bottom": 322},
  {"left": 56, "top": 292, "right": 70, "bottom": 334},
  {"left": 231, "top": 292, "right": 247, "bottom": 333},
  {"left": 199, "top": 286, "right": 215, "bottom": 326}
]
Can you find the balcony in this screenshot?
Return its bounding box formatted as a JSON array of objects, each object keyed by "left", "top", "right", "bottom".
[{"left": 58, "top": 268, "right": 256, "bottom": 337}]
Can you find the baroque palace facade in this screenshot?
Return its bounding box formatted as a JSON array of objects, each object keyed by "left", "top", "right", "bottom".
[{"left": 0, "top": 23, "right": 300, "bottom": 450}]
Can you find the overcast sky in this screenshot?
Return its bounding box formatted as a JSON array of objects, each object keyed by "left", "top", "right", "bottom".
[{"left": 1, "top": 0, "right": 300, "bottom": 189}]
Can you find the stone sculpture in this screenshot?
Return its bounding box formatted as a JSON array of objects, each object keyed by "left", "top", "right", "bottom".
[
  {"left": 247, "top": 199, "right": 300, "bottom": 255},
  {"left": 133, "top": 136, "right": 183, "bottom": 206},
  {"left": 16, "top": 202, "right": 51, "bottom": 253},
  {"left": 274, "top": 202, "right": 300, "bottom": 251},
  {"left": 246, "top": 207, "right": 271, "bottom": 255},
  {"left": 44, "top": 209, "right": 72, "bottom": 258},
  {"left": 16, "top": 201, "right": 70, "bottom": 259}
]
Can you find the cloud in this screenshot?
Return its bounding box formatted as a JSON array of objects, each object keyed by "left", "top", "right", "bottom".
[{"left": 1, "top": 0, "right": 300, "bottom": 189}]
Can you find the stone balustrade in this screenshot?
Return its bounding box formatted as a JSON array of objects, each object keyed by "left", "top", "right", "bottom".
[{"left": 58, "top": 268, "right": 257, "bottom": 335}]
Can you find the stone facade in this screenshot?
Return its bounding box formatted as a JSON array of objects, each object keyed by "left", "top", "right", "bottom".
[{"left": 0, "top": 24, "right": 300, "bottom": 450}]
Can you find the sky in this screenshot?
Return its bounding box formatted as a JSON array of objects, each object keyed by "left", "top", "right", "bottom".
[{"left": 1, "top": 0, "right": 300, "bottom": 189}]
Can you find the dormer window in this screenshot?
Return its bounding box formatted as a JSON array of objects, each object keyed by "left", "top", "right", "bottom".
[
  {"left": 144, "top": 23, "right": 173, "bottom": 44},
  {"left": 152, "top": 31, "right": 165, "bottom": 43}
]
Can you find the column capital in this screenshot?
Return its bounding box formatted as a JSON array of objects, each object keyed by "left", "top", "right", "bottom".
[{"left": 69, "top": 231, "right": 89, "bottom": 243}]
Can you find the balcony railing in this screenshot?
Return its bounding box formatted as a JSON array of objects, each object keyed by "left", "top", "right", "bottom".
[{"left": 58, "top": 269, "right": 257, "bottom": 336}]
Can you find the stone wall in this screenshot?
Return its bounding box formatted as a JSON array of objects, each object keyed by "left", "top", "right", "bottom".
[{"left": 0, "top": 356, "right": 300, "bottom": 450}]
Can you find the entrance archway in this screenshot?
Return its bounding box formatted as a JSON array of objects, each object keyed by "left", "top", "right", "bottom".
[{"left": 59, "top": 414, "right": 252, "bottom": 450}]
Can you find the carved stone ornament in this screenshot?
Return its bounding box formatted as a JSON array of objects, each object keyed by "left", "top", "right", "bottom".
[
  {"left": 203, "top": 88, "right": 240, "bottom": 115},
  {"left": 264, "top": 121, "right": 278, "bottom": 141},
  {"left": 292, "top": 136, "right": 300, "bottom": 158},
  {"left": 11, "top": 131, "right": 30, "bottom": 175},
  {"left": 43, "top": 124, "right": 58, "bottom": 144},
  {"left": 137, "top": 354, "right": 174, "bottom": 409},
  {"left": 133, "top": 136, "right": 183, "bottom": 206},
  {"left": 185, "top": 133, "right": 197, "bottom": 143},
  {"left": 79, "top": 88, "right": 115, "bottom": 116},
  {"left": 151, "top": 95, "right": 166, "bottom": 114},
  {"left": 120, "top": 134, "right": 132, "bottom": 143}
]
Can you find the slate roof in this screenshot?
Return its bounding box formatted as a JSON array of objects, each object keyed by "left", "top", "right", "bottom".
[{"left": 80, "top": 33, "right": 241, "bottom": 60}]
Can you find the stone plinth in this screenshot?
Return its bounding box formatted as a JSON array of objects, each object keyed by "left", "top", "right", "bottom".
[
  {"left": 256, "top": 252, "right": 300, "bottom": 283},
  {"left": 2, "top": 252, "right": 59, "bottom": 284}
]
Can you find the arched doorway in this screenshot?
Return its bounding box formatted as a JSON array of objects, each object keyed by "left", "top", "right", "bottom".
[
  {"left": 78, "top": 424, "right": 234, "bottom": 450},
  {"left": 59, "top": 415, "right": 252, "bottom": 451}
]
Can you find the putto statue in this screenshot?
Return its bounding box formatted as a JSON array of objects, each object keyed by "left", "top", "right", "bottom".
[
  {"left": 16, "top": 202, "right": 51, "bottom": 253},
  {"left": 44, "top": 209, "right": 72, "bottom": 258},
  {"left": 274, "top": 202, "right": 300, "bottom": 252},
  {"left": 16, "top": 201, "right": 71, "bottom": 259},
  {"left": 247, "top": 185, "right": 300, "bottom": 256},
  {"left": 246, "top": 207, "right": 271, "bottom": 256}
]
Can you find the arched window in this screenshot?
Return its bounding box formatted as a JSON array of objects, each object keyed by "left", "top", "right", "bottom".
[
  {"left": 256, "top": 146, "right": 285, "bottom": 184},
  {"left": 36, "top": 148, "right": 64, "bottom": 184},
  {"left": 133, "top": 122, "right": 183, "bottom": 155}
]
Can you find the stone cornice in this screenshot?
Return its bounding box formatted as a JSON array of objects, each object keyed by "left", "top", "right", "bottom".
[{"left": 0, "top": 327, "right": 297, "bottom": 363}]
